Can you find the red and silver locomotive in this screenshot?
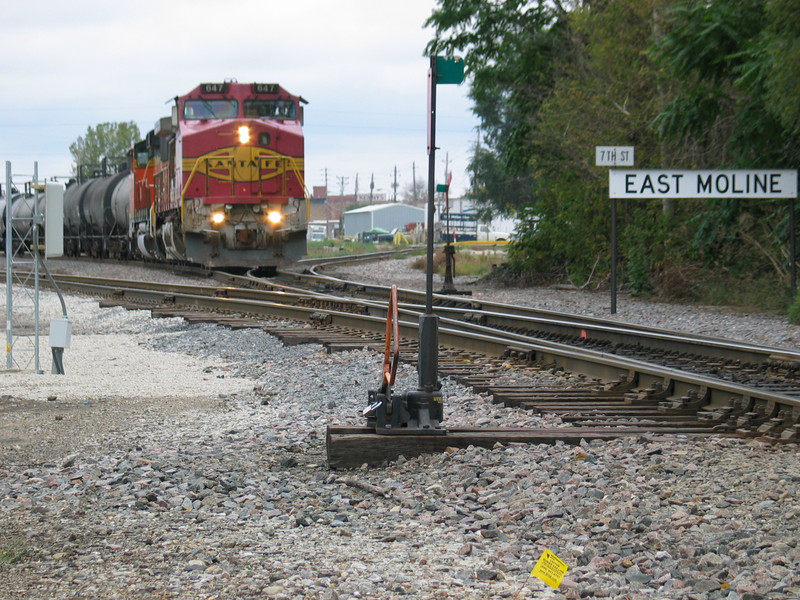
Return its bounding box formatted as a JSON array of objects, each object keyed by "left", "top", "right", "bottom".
[{"left": 62, "top": 80, "right": 309, "bottom": 269}]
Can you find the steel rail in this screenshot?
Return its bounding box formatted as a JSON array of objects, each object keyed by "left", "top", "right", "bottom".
[
  {"left": 26, "top": 273, "right": 800, "bottom": 420},
  {"left": 12, "top": 268, "right": 800, "bottom": 370},
  {"left": 280, "top": 266, "right": 800, "bottom": 365},
  {"left": 293, "top": 248, "right": 416, "bottom": 268}
]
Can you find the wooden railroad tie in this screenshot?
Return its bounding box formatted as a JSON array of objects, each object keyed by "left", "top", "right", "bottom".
[{"left": 326, "top": 425, "right": 652, "bottom": 469}]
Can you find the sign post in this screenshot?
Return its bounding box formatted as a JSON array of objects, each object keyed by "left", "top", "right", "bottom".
[
  {"left": 439, "top": 172, "right": 467, "bottom": 294},
  {"left": 596, "top": 147, "right": 635, "bottom": 313},
  {"left": 417, "top": 55, "right": 464, "bottom": 430},
  {"left": 793, "top": 198, "right": 797, "bottom": 295}
]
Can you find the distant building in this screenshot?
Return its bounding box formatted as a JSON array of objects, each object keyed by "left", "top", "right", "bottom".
[
  {"left": 343, "top": 203, "right": 426, "bottom": 239},
  {"left": 355, "top": 192, "right": 388, "bottom": 204},
  {"left": 306, "top": 220, "right": 340, "bottom": 241},
  {"left": 439, "top": 198, "right": 519, "bottom": 240},
  {"left": 309, "top": 186, "right": 357, "bottom": 223}
]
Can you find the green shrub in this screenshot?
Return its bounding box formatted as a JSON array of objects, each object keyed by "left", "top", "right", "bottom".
[{"left": 788, "top": 293, "right": 800, "bottom": 324}]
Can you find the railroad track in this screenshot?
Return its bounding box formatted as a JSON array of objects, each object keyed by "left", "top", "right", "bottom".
[
  {"left": 11, "top": 262, "right": 797, "bottom": 461},
  {"left": 298, "top": 265, "right": 800, "bottom": 463}
]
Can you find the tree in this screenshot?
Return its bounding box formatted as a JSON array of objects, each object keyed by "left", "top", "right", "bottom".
[
  {"left": 69, "top": 121, "right": 140, "bottom": 179},
  {"left": 425, "top": 0, "right": 570, "bottom": 216},
  {"left": 467, "top": 139, "right": 520, "bottom": 220},
  {"left": 761, "top": 0, "right": 800, "bottom": 136},
  {"left": 426, "top": 0, "right": 799, "bottom": 304},
  {"left": 652, "top": 0, "right": 800, "bottom": 286},
  {"left": 509, "top": 0, "right": 676, "bottom": 290},
  {"left": 401, "top": 179, "right": 427, "bottom": 204}
]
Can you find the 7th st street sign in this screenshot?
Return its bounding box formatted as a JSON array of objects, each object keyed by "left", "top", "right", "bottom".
[{"left": 610, "top": 169, "right": 797, "bottom": 198}]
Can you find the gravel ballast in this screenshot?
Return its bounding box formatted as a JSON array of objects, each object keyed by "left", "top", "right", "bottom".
[{"left": 1, "top": 259, "right": 799, "bottom": 600}]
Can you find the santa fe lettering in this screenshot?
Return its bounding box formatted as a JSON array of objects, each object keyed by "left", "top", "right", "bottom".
[
  {"left": 696, "top": 172, "right": 781, "bottom": 195},
  {"left": 625, "top": 173, "right": 683, "bottom": 195}
]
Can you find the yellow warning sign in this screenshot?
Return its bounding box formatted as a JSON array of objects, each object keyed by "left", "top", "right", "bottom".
[{"left": 531, "top": 549, "right": 569, "bottom": 589}]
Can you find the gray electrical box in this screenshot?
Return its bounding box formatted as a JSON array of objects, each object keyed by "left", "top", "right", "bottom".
[{"left": 49, "top": 317, "right": 72, "bottom": 349}]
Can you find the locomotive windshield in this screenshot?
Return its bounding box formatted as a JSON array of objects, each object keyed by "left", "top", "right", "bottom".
[
  {"left": 244, "top": 99, "right": 296, "bottom": 120},
  {"left": 184, "top": 99, "right": 239, "bottom": 120}
]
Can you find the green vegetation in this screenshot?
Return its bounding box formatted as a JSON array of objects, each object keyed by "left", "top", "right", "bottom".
[
  {"left": 789, "top": 293, "right": 800, "bottom": 324},
  {"left": 411, "top": 247, "right": 508, "bottom": 278},
  {"left": 304, "top": 240, "right": 379, "bottom": 258},
  {"left": 426, "top": 0, "right": 800, "bottom": 313},
  {"left": 69, "top": 121, "right": 140, "bottom": 178},
  {"left": 403, "top": 246, "right": 429, "bottom": 258},
  {"left": 0, "top": 539, "right": 26, "bottom": 566}
]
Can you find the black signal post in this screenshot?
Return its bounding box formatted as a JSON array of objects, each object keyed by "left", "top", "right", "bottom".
[
  {"left": 363, "top": 56, "right": 464, "bottom": 436},
  {"left": 419, "top": 55, "right": 465, "bottom": 427},
  {"left": 426, "top": 56, "right": 465, "bottom": 311}
]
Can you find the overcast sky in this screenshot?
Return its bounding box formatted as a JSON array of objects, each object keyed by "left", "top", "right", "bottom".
[{"left": 0, "top": 0, "right": 479, "bottom": 198}]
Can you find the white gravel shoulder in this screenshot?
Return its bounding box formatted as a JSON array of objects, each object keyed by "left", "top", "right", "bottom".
[
  {"left": 1, "top": 295, "right": 252, "bottom": 402},
  {"left": 2, "top": 324, "right": 252, "bottom": 403}
]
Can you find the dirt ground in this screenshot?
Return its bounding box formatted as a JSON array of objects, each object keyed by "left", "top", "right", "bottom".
[{"left": 0, "top": 392, "right": 220, "bottom": 468}]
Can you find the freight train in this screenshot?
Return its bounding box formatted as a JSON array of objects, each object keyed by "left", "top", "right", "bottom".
[
  {"left": 2, "top": 81, "right": 309, "bottom": 270},
  {"left": 0, "top": 187, "right": 43, "bottom": 255}
]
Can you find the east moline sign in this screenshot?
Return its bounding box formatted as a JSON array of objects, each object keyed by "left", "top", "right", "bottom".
[{"left": 610, "top": 170, "right": 798, "bottom": 199}]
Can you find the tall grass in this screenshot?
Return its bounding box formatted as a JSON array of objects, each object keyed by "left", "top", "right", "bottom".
[
  {"left": 410, "top": 247, "right": 508, "bottom": 278},
  {"left": 304, "top": 240, "right": 378, "bottom": 258},
  {"left": 690, "top": 273, "right": 793, "bottom": 314}
]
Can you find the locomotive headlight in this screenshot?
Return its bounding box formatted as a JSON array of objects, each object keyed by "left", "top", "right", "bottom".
[
  {"left": 267, "top": 210, "right": 282, "bottom": 225},
  {"left": 211, "top": 212, "right": 226, "bottom": 225},
  {"left": 238, "top": 125, "right": 251, "bottom": 144}
]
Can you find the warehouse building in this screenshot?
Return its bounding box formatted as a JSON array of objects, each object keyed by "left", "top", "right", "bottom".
[{"left": 343, "top": 203, "right": 426, "bottom": 240}]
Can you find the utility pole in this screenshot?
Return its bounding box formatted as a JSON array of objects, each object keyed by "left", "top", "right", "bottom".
[
  {"left": 412, "top": 162, "right": 418, "bottom": 203},
  {"left": 392, "top": 166, "right": 398, "bottom": 202},
  {"left": 322, "top": 168, "right": 330, "bottom": 223},
  {"left": 337, "top": 175, "right": 348, "bottom": 197},
  {"left": 354, "top": 173, "right": 359, "bottom": 203},
  {"left": 337, "top": 176, "right": 349, "bottom": 221},
  {"left": 369, "top": 173, "right": 374, "bottom": 204}
]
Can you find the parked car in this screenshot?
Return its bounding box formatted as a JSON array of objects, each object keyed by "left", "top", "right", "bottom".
[{"left": 477, "top": 224, "right": 511, "bottom": 241}]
